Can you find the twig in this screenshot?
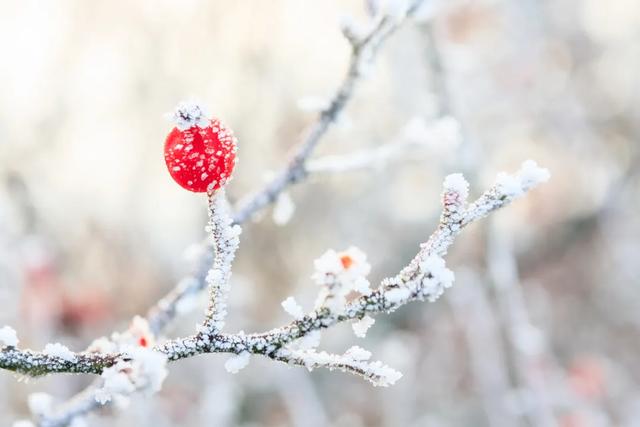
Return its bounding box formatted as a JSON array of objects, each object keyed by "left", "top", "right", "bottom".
[
  {"left": 10, "top": 4, "right": 428, "bottom": 426},
  {"left": 232, "top": 4, "right": 420, "bottom": 224},
  {"left": 1, "top": 162, "right": 550, "bottom": 381}
]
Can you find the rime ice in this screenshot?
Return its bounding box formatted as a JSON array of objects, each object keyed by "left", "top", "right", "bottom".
[
  {"left": 169, "top": 101, "right": 211, "bottom": 131},
  {"left": 225, "top": 351, "right": 250, "bottom": 374},
  {"left": 443, "top": 173, "right": 470, "bottom": 200},
  {"left": 202, "top": 190, "right": 241, "bottom": 333},
  {"left": 43, "top": 343, "right": 76, "bottom": 362},
  {"left": 352, "top": 315, "right": 375, "bottom": 338},
  {"left": 95, "top": 348, "right": 168, "bottom": 405},
  {"left": 312, "top": 246, "right": 372, "bottom": 313},
  {"left": 0, "top": 326, "right": 18, "bottom": 347},
  {"left": 281, "top": 296, "right": 305, "bottom": 320}
]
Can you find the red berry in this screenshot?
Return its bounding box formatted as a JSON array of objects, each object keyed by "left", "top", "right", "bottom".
[
  {"left": 164, "top": 103, "right": 237, "bottom": 193},
  {"left": 340, "top": 255, "right": 354, "bottom": 269}
]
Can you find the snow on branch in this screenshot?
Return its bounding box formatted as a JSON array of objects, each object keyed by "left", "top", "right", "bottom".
[
  {"left": 2, "top": 161, "right": 549, "bottom": 426},
  {"left": 1, "top": 161, "right": 549, "bottom": 378},
  {"left": 202, "top": 190, "right": 241, "bottom": 334},
  {"left": 0, "top": 2, "right": 555, "bottom": 426},
  {"left": 4, "top": 4, "right": 432, "bottom": 426}
]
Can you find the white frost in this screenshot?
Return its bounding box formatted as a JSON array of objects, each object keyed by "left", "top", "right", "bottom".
[
  {"left": 352, "top": 315, "right": 375, "bottom": 338},
  {"left": 0, "top": 325, "right": 18, "bottom": 347},
  {"left": 95, "top": 361, "right": 136, "bottom": 405},
  {"left": 12, "top": 421, "right": 35, "bottom": 427},
  {"left": 345, "top": 346, "right": 372, "bottom": 361},
  {"left": 496, "top": 172, "right": 523, "bottom": 197},
  {"left": 94, "top": 347, "right": 168, "bottom": 405},
  {"left": 44, "top": 343, "right": 76, "bottom": 362},
  {"left": 169, "top": 101, "right": 211, "bottom": 131},
  {"left": 281, "top": 296, "right": 304, "bottom": 320},
  {"left": 296, "top": 330, "right": 322, "bottom": 351},
  {"left": 496, "top": 160, "right": 550, "bottom": 198},
  {"left": 443, "top": 173, "right": 469, "bottom": 200},
  {"left": 312, "top": 246, "right": 372, "bottom": 313},
  {"left": 518, "top": 159, "right": 551, "bottom": 188},
  {"left": 385, "top": 287, "right": 411, "bottom": 304},
  {"left": 225, "top": 351, "right": 250, "bottom": 374}
]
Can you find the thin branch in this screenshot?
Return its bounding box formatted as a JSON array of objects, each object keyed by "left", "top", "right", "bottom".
[
  {"left": 1, "top": 162, "right": 550, "bottom": 381},
  {"left": 232, "top": 4, "right": 421, "bottom": 225},
  {"left": 202, "top": 190, "right": 241, "bottom": 334},
  {"left": 306, "top": 140, "right": 426, "bottom": 175},
  {"left": 10, "top": 5, "right": 429, "bottom": 426}
]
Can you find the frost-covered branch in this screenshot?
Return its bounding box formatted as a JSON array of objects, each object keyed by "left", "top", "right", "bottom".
[
  {"left": 141, "top": 0, "right": 427, "bottom": 340},
  {"left": 5, "top": 5, "right": 431, "bottom": 426},
  {"left": 1, "top": 161, "right": 549, "bottom": 382},
  {"left": 202, "top": 190, "right": 241, "bottom": 334}
]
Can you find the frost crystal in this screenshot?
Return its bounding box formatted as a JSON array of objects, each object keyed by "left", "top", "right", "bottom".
[
  {"left": 443, "top": 173, "right": 469, "bottom": 200},
  {"left": 368, "top": 361, "right": 403, "bottom": 387},
  {"left": 312, "top": 246, "right": 372, "bottom": 313},
  {"left": 518, "top": 159, "right": 551, "bottom": 188},
  {"left": 419, "top": 255, "right": 454, "bottom": 287},
  {"left": 385, "top": 287, "right": 411, "bottom": 304},
  {"left": 312, "top": 249, "right": 344, "bottom": 277},
  {"left": 281, "top": 296, "right": 304, "bottom": 319},
  {"left": 95, "top": 347, "right": 168, "bottom": 404},
  {"left": 203, "top": 191, "right": 242, "bottom": 333},
  {"left": 495, "top": 160, "right": 550, "bottom": 198},
  {"left": 285, "top": 348, "right": 402, "bottom": 387},
  {"left": 296, "top": 330, "right": 322, "bottom": 350},
  {"left": 170, "top": 101, "right": 211, "bottom": 131},
  {"left": 352, "top": 315, "right": 375, "bottom": 338},
  {"left": 312, "top": 247, "right": 371, "bottom": 286},
  {"left": 345, "top": 346, "right": 372, "bottom": 361},
  {"left": 496, "top": 172, "right": 523, "bottom": 197},
  {"left": 44, "top": 343, "right": 76, "bottom": 362},
  {"left": 0, "top": 325, "right": 18, "bottom": 347},
  {"left": 225, "top": 351, "right": 250, "bottom": 374},
  {"left": 95, "top": 361, "right": 136, "bottom": 405}
]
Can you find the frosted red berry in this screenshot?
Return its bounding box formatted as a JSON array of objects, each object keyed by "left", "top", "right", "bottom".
[{"left": 164, "top": 103, "right": 237, "bottom": 193}]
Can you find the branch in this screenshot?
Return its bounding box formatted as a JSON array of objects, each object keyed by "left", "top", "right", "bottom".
[
  {"left": 136, "top": 0, "right": 427, "bottom": 341},
  {"left": 5, "top": 5, "right": 430, "bottom": 426},
  {"left": 232, "top": 1, "right": 423, "bottom": 224},
  {"left": 202, "top": 190, "right": 241, "bottom": 334},
  {"left": 2, "top": 161, "right": 550, "bottom": 378}
]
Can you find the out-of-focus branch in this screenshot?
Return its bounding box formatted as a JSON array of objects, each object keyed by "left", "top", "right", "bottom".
[
  {"left": 232, "top": 1, "right": 424, "bottom": 225},
  {"left": 11, "top": 4, "right": 429, "bottom": 426},
  {"left": 140, "top": 0, "right": 428, "bottom": 341},
  {"left": 306, "top": 140, "right": 425, "bottom": 175}
]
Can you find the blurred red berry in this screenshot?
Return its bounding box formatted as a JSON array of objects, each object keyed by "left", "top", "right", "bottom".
[
  {"left": 568, "top": 355, "right": 606, "bottom": 400},
  {"left": 164, "top": 102, "right": 237, "bottom": 193}
]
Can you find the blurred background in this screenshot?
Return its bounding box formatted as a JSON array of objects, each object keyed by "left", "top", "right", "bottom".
[{"left": 1, "top": 0, "right": 639, "bottom": 426}]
